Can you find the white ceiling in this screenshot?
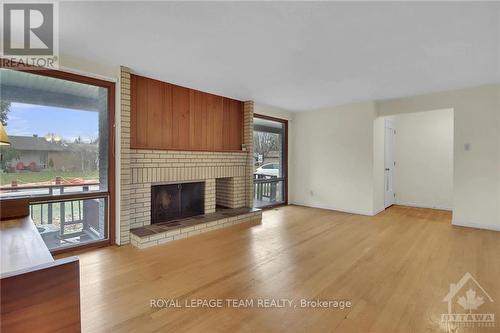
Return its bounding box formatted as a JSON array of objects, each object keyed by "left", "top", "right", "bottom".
[{"left": 60, "top": 2, "right": 500, "bottom": 111}]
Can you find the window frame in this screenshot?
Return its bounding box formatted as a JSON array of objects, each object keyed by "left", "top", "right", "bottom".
[
  {"left": 253, "top": 113, "right": 288, "bottom": 208},
  {"left": 0, "top": 63, "right": 116, "bottom": 254}
]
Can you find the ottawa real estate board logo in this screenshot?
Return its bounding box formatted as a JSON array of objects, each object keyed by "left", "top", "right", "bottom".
[
  {"left": 1, "top": 1, "right": 59, "bottom": 69},
  {"left": 441, "top": 272, "right": 495, "bottom": 332}
]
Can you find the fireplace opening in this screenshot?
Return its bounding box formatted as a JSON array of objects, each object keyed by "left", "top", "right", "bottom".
[{"left": 151, "top": 182, "right": 204, "bottom": 224}]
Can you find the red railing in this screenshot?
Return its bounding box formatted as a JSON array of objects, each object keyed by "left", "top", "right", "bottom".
[{"left": 0, "top": 179, "right": 99, "bottom": 192}]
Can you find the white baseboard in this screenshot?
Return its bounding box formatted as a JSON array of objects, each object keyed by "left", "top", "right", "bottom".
[
  {"left": 452, "top": 220, "right": 500, "bottom": 232},
  {"left": 395, "top": 201, "right": 452, "bottom": 211},
  {"left": 290, "top": 202, "right": 375, "bottom": 216},
  {"left": 372, "top": 207, "right": 386, "bottom": 216}
]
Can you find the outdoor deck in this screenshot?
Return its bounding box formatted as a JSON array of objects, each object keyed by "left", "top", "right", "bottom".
[
  {"left": 0, "top": 181, "right": 104, "bottom": 250},
  {"left": 253, "top": 173, "right": 284, "bottom": 207}
]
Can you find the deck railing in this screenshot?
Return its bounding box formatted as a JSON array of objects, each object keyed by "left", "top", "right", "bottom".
[
  {"left": 1, "top": 182, "right": 100, "bottom": 239},
  {"left": 253, "top": 174, "right": 283, "bottom": 204}
]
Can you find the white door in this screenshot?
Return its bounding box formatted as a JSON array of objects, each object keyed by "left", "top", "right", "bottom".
[{"left": 384, "top": 119, "right": 396, "bottom": 208}]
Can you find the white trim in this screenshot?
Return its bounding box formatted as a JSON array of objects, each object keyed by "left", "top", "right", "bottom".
[
  {"left": 290, "top": 202, "right": 375, "bottom": 216},
  {"left": 57, "top": 65, "right": 118, "bottom": 83},
  {"left": 114, "top": 68, "right": 121, "bottom": 246},
  {"left": 395, "top": 201, "right": 452, "bottom": 211},
  {"left": 372, "top": 206, "right": 386, "bottom": 216},
  {"left": 452, "top": 220, "right": 500, "bottom": 232}
]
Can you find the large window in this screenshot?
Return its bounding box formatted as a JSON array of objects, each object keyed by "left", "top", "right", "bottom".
[
  {"left": 0, "top": 68, "right": 114, "bottom": 252},
  {"left": 253, "top": 115, "right": 287, "bottom": 208}
]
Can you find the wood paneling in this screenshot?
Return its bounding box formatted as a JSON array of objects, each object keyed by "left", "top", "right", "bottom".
[
  {"left": 222, "top": 98, "right": 231, "bottom": 150},
  {"left": 161, "top": 83, "right": 173, "bottom": 148},
  {"left": 147, "top": 78, "right": 163, "bottom": 148},
  {"left": 172, "top": 85, "right": 190, "bottom": 149},
  {"left": 212, "top": 95, "right": 224, "bottom": 150},
  {"left": 130, "top": 74, "right": 243, "bottom": 151},
  {"left": 229, "top": 98, "right": 243, "bottom": 150}
]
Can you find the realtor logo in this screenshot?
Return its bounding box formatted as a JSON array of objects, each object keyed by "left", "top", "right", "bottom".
[
  {"left": 1, "top": 1, "right": 58, "bottom": 68},
  {"left": 441, "top": 272, "right": 495, "bottom": 332}
]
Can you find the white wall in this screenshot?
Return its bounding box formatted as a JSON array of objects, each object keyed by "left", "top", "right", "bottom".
[
  {"left": 59, "top": 53, "right": 119, "bottom": 80},
  {"left": 290, "top": 102, "right": 377, "bottom": 215},
  {"left": 376, "top": 83, "right": 500, "bottom": 230},
  {"left": 393, "top": 109, "right": 454, "bottom": 210},
  {"left": 291, "top": 83, "right": 499, "bottom": 232},
  {"left": 372, "top": 116, "right": 387, "bottom": 214}
]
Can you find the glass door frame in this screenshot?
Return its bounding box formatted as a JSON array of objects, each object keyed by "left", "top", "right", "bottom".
[
  {"left": 0, "top": 62, "right": 116, "bottom": 255},
  {"left": 253, "top": 113, "right": 288, "bottom": 208}
]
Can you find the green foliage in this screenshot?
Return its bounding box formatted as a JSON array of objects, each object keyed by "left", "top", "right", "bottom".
[
  {"left": 0, "top": 101, "right": 11, "bottom": 126},
  {"left": 0, "top": 146, "right": 18, "bottom": 170},
  {"left": 0, "top": 169, "right": 99, "bottom": 185}
]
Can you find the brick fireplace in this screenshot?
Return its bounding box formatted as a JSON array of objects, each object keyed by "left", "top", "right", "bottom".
[{"left": 118, "top": 67, "right": 257, "bottom": 245}]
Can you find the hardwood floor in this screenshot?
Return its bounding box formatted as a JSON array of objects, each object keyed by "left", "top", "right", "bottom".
[{"left": 66, "top": 205, "right": 500, "bottom": 332}]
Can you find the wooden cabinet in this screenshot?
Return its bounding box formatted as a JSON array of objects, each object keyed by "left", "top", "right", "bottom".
[
  {"left": 130, "top": 74, "right": 243, "bottom": 151},
  {"left": 1, "top": 210, "right": 81, "bottom": 333}
]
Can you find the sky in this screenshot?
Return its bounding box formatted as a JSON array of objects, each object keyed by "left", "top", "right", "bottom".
[{"left": 4, "top": 102, "right": 99, "bottom": 143}]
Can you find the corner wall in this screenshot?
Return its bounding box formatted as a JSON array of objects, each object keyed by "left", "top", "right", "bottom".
[
  {"left": 289, "top": 102, "right": 377, "bottom": 215},
  {"left": 288, "top": 83, "right": 499, "bottom": 232},
  {"left": 393, "top": 109, "right": 454, "bottom": 210},
  {"left": 372, "top": 116, "right": 386, "bottom": 214},
  {"left": 376, "top": 83, "right": 500, "bottom": 230}
]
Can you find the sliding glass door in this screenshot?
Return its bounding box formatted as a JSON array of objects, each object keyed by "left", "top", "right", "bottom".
[
  {"left": 253, "top": 115, "right": 287, "bottom": 208},
  {"left": 0, "top": 67, "right": 115, "bottom": 253}
]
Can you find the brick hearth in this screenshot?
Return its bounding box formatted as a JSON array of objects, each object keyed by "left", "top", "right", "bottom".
[{"left": 130, "top": 207, "right": 261, "bottom": 249}]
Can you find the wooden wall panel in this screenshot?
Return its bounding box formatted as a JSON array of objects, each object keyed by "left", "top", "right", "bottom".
[
  {"left": 147, "top": 79, "right": 163, "bottom": 148},
  {"left": 190, "top": 90, "right": 204, "bottom": 150},
  {"left": 161, "top": 84, "right": 173, "bottom": 148},
  {"left": 130, "top": 74, "right": 243, "bottom": 152},
  {"left": 207, "top": 94, "right": 224, "bottom": 151},
  {"left": 229, "top": 99, "right": 242, "bottom": 150},
  {"left": 199, "top": 93, "right": 207, "bottom": 150},
  {"left": 172, "top": 85, "right": 190, "bottom": 149},
  {"left": 222, "top": 98, "right": 232, "bottom": 151}
]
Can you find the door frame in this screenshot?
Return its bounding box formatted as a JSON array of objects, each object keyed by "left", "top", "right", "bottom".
[
  {"left": 0, "top": 62, "right": 116, "bottom": 254},
  {"left": 253, "top": 113, "right": 288, "bottom": 207},
  {"left": 384, "top": 118, "right": 396, "bottom": 208}
]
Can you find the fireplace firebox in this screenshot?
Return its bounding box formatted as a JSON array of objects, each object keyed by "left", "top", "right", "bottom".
[{"left": 151, "top": 182, "right": 204, "bottom": 224}]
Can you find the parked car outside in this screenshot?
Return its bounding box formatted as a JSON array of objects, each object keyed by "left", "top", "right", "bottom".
[{"left": 255, "top": 163, "right": 280, "bottom": 177}]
